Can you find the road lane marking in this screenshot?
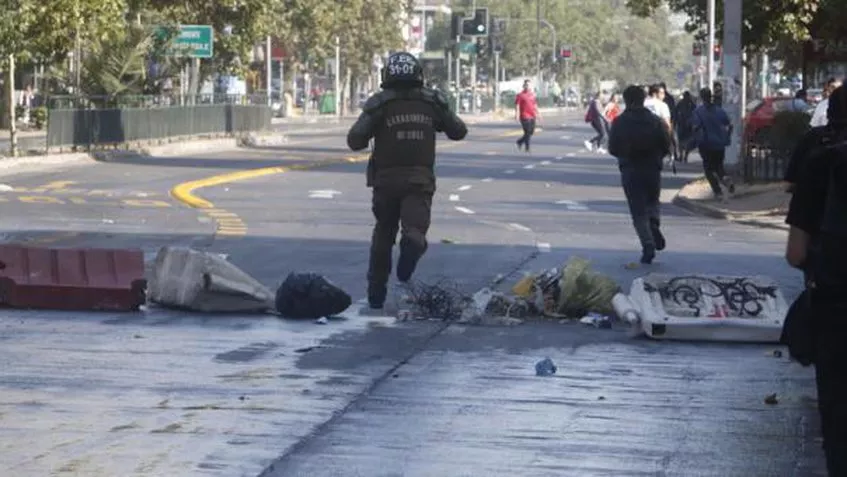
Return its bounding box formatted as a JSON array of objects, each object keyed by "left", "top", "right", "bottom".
[
  {"left": 481, "top": 178, "right": 493, "bottom": 182},
  {"left": 484, "top": 151, "right": 497, "bottom": 155},
  {"left": 566, "top": 152, "right": 576, "bottom": 157},
  {"left": 536, "top": 242, "right": 552, "bottom": 252},
  {"left": 449, "top": 194, "right": 460, "bottom": 202},
  {"left": 308, "top": 189, "right": 342, "bottom": 199},
  {"left": 561, "top": 135, "right": 572, "bottom": 140},
  {"left": 508, "top": 223, "right": 532, "bottom": 232},
  {"left": 457, "top": 185, "right": 472, "bottom": 191},
  {"left": 504, "top": 170, "right": 515, "bottom": 174},
  {"left": 18, "top": 196, "right": 64, "bottom": 204},
  {"left": 540, "top": 160, "right": 551, "bottom": 165},
  {"left": 454, "top": 206, "right": 475, "bottom": 214},
  {"left": 555, "top": 199, "right": 590, "bottom": 211},
  {"left": 122, "top": 199, "right": 171, "bottom": 208},
  {"left": 523, "top": 164, "right": 535, "bottom": 169}
]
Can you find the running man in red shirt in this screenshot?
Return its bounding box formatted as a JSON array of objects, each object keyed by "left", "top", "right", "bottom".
[{"left": 515, "top": 80, "right": 540, "bottom": 152}]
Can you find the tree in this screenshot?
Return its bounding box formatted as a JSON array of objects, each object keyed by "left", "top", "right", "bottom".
[
  {"left": 48, "top": 25, "right": 181, "bottom": 102},
  {"left": 140, "top": 0, "right": 282, "bottom": 83},
  {"left": 624, "top": 0, "right": 844, "bottom": 59},
  {"left": 423, "top": 0, "right": 695, "bottom": 91},
  {"left": 0, "top": 0, "right": 127, "bottom": 156}
]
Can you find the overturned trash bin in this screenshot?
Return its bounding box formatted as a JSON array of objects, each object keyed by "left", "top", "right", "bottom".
[
  {"left": 624, "top": 273, "right": 788, "bottom": 343},
  {"left": 148, "top": 247, "right": 274, "bottom": 312}
]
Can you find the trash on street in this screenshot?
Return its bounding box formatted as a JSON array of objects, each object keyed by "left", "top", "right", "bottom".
[{"left": 148, "top": 246, "right": 274, "bottom": 313}]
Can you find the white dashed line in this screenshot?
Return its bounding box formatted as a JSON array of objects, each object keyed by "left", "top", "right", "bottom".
[
  {"left": 554, "top": 156, "right": 564, "bottom": 160},
  {"left": 536, "top": 242, "right": 552, "bottom": 252},
  {"left": 449, "top": 194, "right": 460, "bottom": 202},
  {"left": 508, "top": 223, "right": 532, "bottom": 232},
  {"left": 555, "top": 199, "right": 590, "bottom": 211},
  {"left": 454, "top": 206, "right": 475, "bottom": 214},
  {"left": 540, "top": 160, "right": 551, "bottom": 165},
  {"left": 481, "top": 177, "right": 493, "bottom": 182},
  {"left": 504, "top": 169, "right": 515, "bottom": 174},
  {"left": 561, "top": 135, "right": 572, "bottom": 140},
  {"left": 457, "top": 185, "right": 472, "bottom": 191},
  {"left": 566, "top": 152, "right": 576, "bottom": 157},
  {"left": 523, "top": 164, "right": 535, "bottom": 169}
]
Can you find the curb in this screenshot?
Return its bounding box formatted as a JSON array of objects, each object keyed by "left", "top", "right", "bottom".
[{"left": 672, "top": 193, "right": 789, "bottom": 231}]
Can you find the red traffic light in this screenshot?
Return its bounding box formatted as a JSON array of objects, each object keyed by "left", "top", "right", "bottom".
[{"left": 560, "top": 48, "right": 572, "bottom": 58}]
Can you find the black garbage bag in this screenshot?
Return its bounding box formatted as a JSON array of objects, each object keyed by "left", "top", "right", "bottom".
[
  {"left": 779, "top": 289, "right": 815, "bottom": 367},
  {"left": 275, "top": 273, "right": 352, "bottom": 319}
]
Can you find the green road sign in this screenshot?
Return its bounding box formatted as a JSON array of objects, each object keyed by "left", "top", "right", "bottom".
[
  {"left": 459, "top": 41, "right": 476, "bottom": 54},
  {"left": 158, "top": 25, "right": 214, "bottom": 58}
]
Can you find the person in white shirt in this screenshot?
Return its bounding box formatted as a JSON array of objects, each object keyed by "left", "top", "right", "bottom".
[
  {"left": 644, "top": 84, "right": 672, "bottom": 130},
  {"left": 810, "top": 78, "right": 842, "bottom": 127}
]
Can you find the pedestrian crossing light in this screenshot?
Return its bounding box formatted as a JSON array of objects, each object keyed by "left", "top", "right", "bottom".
[
  {"left": 462, "top": 8, "right": 489, "bottom": 36},
  {"left": 713, "top": 44, "right": 722, "bottom": 62}
]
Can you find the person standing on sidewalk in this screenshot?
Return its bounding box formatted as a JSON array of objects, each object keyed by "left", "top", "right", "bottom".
[
  {"left": 346, "top": 52, "right": 468, "bottom": 309},
  {"left": 810, "top": 78, "right": 842, "bottom": 127},
  {"left": 515, "top": 80, "right": 540, "bottom": 153},
  {"left": 608, "top": 85, "right": 671, "bottom": 265},
  {"left": 691, "top": 87, "right": 735, "bottom": 200},
  {"left": 660, "top": 82, "right": 679, "bottom": 162},
  {"left": 784, "top": 85, "right": 847, "bottom": 477}
]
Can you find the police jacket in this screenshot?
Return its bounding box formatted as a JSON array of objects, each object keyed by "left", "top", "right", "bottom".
[{"left": 347, "top": 86, "right": 467, "bottom": 192}]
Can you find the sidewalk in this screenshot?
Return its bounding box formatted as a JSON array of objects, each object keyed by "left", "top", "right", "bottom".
[{"left": 673, "top": 178, "right": 790, "bottom": 231}]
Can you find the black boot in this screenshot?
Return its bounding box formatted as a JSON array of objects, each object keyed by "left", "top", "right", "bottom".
[
  {"left": 367, "top": 282, "right": 387, "bottom": 309},
  {"left": 651, "top": 220, "right": 666, "bottom": 251},
  {"left": 397, "top": 237, "right": 425, "bottom": 283},
  {"left": 640, "top": 247, "right": 656, "bottom": 265}
]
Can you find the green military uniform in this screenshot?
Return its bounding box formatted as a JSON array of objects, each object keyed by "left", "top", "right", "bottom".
[{"left": 347, "top": 58, "right": 467, "bottom": 308}]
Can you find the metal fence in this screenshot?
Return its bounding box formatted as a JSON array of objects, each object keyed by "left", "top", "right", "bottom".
[
  {"left": 46, "top": 94, "right": 272, "bottom": 150},
  {"left": 742, "top": 143, "right": 791, "bottom": 183}
]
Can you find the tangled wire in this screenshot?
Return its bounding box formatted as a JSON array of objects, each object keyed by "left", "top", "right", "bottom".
[{"left": 396, "top": 277, "right": 471, "bottom": 320}]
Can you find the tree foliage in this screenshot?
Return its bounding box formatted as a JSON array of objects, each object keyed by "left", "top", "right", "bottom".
[
  {"left": 426, "top": 0, "right": 696, "bottom": 90},
  {"left": 625, "top": 0, "right": 844, "bottom": 56},
  {"left": 0, "top": 0, "right": 128, "bottom": 65}
]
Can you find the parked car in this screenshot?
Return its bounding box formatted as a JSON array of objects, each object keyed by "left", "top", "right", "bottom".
[
  {"left": 745, "top": 96, "right": 813, "bottom": 143},
  {"left": 807, "top": 88, "right": 824, "bottom": 104}
]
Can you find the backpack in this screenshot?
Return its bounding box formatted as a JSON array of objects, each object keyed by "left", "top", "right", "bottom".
[{"left": 584, "top": 101, "right": 597, "bottom": 123}]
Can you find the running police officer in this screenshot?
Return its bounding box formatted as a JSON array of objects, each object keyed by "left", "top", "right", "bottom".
[
  {"left": 785, "top": 85, "right": 847, "bottom": 476},
  {"left": 347, "top": 52, "right": 467, "bottom": 309}
]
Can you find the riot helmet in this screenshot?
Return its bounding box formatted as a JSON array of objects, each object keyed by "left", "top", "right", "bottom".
[{"left": 381, "top": 52, "right": 424, "bottom": 89}]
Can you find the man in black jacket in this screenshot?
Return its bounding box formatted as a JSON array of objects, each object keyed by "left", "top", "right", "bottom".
[
  {"left": 347, "top": 52, "right": 468, "bottom": 309},
  {"left": 785, "top": 85, "right": 847, "bottom": 476},
  {"left": 608, "top": 85, "right": 672, "bottom": 264}
]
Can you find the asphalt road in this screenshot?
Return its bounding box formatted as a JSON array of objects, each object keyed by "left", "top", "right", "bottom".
[{"left": 0, "top": 113, "right": 827, "bottom": 476}]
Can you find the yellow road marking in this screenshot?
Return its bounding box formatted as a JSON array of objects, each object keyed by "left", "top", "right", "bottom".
[
  {"left": 169, "top": 129, "right": 512, "bottom": 239},
  {"left": 19, "top": 196, "right": 64, "bottom": 204}
]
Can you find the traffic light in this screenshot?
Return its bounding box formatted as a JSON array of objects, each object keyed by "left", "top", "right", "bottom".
[
  {"left": 475, "top": 37, "right": 488, "bottom": 59},
  {"left": 559, "top": 45, "right": 573, "bottom": 60},
  {"left": 713, "top": 44, "right": 722, "bottom": 62},
  {"left": 489, "top": 16, "right": 505, "bottom": 54},
  {"left": 462, "top": 8, "right": 489, "bottom": 36},
  {"left": 450, "top": 12, "right": 463, "bottom": 38}
]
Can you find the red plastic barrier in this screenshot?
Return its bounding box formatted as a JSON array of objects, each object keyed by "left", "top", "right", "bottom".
[{"left": 0, "top": 245, "right": 147, "bottom": 311}]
